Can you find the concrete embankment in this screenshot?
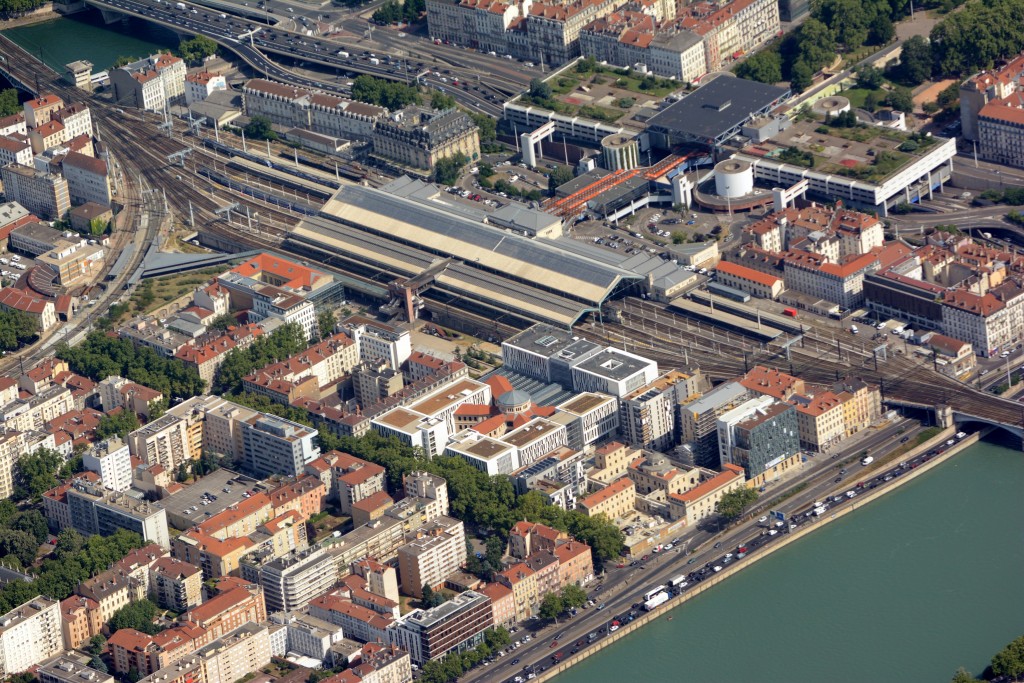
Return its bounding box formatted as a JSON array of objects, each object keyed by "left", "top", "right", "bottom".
[
  {"left": 0, "top": 4, "right": 60, "bottom": 29},
  {"left": 538, "top": 426, "right": 976, "bottom": 682}
]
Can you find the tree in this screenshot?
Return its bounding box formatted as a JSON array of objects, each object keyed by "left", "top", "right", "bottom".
[
  {"left": 864, "top": 91, "right": 883, "bottom": 112},
  {"left": 891, "top": 35, "right": 932, "bottom": 85},
  {"left": 561, "top": 584, "right": 588, "bottom": 610},
  {"left": 855, "top": 65, "right": 884, "bottom": 90},
  {"left": 794, "top": 18, "right": 836, "bottom": 74},
  {"left": 109, "top": 599, "right": 161, "bottom": 635},
  {"left": 469, "top": 112, "right": 497, "bottom": 142},
  {"left": 950, "top": 667, "right": 976, "bottom": 683},
  {"left": 96, "top": 410, "right": 141, "bottom": 441},
  {"left": 113, "top": 56, "right": 137, "bottom": 68},
  {"left": 538, "top": 592, "right": 564, "bottom": 622},
  {"left": 211, "top": 323, "right": 306, "bottom": 394},
  {"left": 790, "top": 60, "right": 814, "bottom": 92},
  {"left": 816, "top": 0, "right": 869, "bottom": 48},
  {"left": 88, "top": 634, "right": 107, "bottom": 656},
  {"left": 14, "top": 448, "right": 64, "bottom": 501},
  {"left": 0, "top": 529, "right": 39, "bottom": 567},
  {"left": 177, "top": 35, "right": 217, "bottom": 65},
  {"left": 87, "top": 217, "right": 109, "bottom": 237},
  {"left": 372, "top": 0, "right": 401, "bottom": 24},
  {"left": 0, "top": 89, "right": 18, "bottom": 118},
  {"left": 991, "top": 635, "right": 1024, "bottom": 679},
  {"left": 868, "top": 13, "right": 894, "bottom": 45},
  {"left": 716, "top": 487, "right": 759, "bottom": 522},
  {"left": 735, "top": 51, "right": 782, "bottom": 84},
  {"left": 431, "top": 90, "right": 456, "bottom": 110},
  {"left": 244, "top": 115, "right": 278, "bottom": 141},
  {"left": 0, "top": 308, "right": 41, "bottom": 352},
  {"left": 483, "top": 626, "right": 511, "bottom": 650},
  {"left": 11, "top": 510, "right": 49, "bottom": 545},
  {"left": 548, "top": 165, "right": 575, "bottom": 193},
  {"left": 351, "top": 75, "right": 420, "bottom": 109},
  {"left": 529, "top": 78, "right": 552, "bottom": 101},
  {"left": 884, "top": 86, "right": 914, "bottom": 113},
  {"left": 89, "top": 657, "right": 108, "bottom": 674},
  {"left": 432, "top": 153, "right": 468, "bottom": 185},
  {"left": 317, "top": 309, "right": 337, "bottom": 339}
]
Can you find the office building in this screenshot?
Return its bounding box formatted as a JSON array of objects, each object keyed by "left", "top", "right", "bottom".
[
  {"left": 390, "top": 591, "right": 492, "bottom": 665},
  {"left": 717, "top": 396, "right": 800, "bottom": 482},
  {"left": 38, "top": 655, "right": 113, "bottom": 683},
  {"left": 339, "top": 315, "right": 412, "bottom": 369}
]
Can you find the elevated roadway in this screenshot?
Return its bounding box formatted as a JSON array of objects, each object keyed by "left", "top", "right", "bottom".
[{"left": 85, "top": 0, "right": 521, "bottom": 116}]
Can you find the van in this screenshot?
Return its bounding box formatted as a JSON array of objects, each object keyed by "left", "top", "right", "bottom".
[
  {"left": 850, "top": 325, "right": 859, "bottom": 334},
  {"left": 219, "top": 12, "right": 227, "bottom": 18}
]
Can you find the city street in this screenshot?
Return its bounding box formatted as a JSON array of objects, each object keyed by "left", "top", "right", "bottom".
[{"left": 460, "top": 419, "right": 922, "bottom": 683}]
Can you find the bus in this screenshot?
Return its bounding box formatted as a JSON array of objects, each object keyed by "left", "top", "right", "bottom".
[{"left": 643, "top": 586, "right": 668, "bottom": 602}]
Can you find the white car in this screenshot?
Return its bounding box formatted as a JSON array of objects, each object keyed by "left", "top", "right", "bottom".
[
  {"left": 758, "top": 516, "right": 768, "bottom": 524},
  {"left": 768, "top": 529, "right": 778, "bottom": 536},
  {"left": 713, "top": 565, "right": 723, "bottom": 572}
]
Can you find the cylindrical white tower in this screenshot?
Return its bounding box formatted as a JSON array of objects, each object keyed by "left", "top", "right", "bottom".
[{"left": 714, "top": 159, "right": 753, "bottom": 198}]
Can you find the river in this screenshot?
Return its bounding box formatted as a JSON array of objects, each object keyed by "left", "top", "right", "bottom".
[
  {"left": 2, "top": 9, "right": 179, "bottom": 72},
  {"left": 556, "top": 439, "right": 1024, "bottom": 683}
]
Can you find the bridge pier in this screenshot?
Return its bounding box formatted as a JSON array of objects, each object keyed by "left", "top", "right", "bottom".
[
  {"left": 935, "top": 404, "right": 953, "bottom": 429},
  {"left": 98, "top": 7, "right": 127, "bottom": 23}
]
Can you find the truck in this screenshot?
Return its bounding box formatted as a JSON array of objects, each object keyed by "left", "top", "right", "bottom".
[
  {"left": 175, "top": 2, "right": 186, "bottom": 9},
  {"left": 891, "top": 324, "right": 906, "bottom": 335},
  {"left": 668, "top": 574, "right": 687, "bottom": 588},
  {"left": 369, "top": 57, "right": 380, "bottom": 65},
  {"left": 812, "top": 506, "right": 827, "bottom": 516},
  {"left": 644, "top": 591, "right": 669, "bottom": 611}
]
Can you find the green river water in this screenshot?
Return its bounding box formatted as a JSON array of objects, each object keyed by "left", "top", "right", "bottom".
[
  {"left": 3, "top": 10, "right": 178, "bottom": 72},
  {"left": 556, "top": 439, "right": 1024, "bottom": 683}
]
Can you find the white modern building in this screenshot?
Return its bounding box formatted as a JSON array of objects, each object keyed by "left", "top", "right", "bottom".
[{"left": 82, "top": 438, "right": 133, "bottom": 492}]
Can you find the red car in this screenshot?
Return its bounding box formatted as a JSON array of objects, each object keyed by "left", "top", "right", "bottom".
[{"left": 549, "top": 640, "right": 559, "bottom": 649}]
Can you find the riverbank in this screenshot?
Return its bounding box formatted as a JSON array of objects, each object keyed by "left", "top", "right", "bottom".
[
  {"left": 0, "top": 4, "right": 60, "bottom": 29},
  {"left": 539, "top": 425, "right": 974, "bottom": 682}
]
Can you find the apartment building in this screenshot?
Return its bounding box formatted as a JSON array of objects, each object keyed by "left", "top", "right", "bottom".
[
  {"left": 618, "top": 369, "right": 700, "bottom": 452},
  {"left": 307, "top": 450, "right": 387, "bottom": 513},
  {"left": 242, "top": 546, "right": 337, "bottom": 613},
  {"left": 579, "top": 11, "right": 706, "bottom": 81},
  {"left": 62, "top": 478, "right": 170, "bottom": 548},
  {"left": 81, "top": 438, "right": 133, "bottom": 492},
  {"left": 60, "top": 152, "right": 111, "bottom": 207},
  {"left": 241, "top": 331, "right": 359, "bottom": 404},
  {"left": 183, "top": 579, "right": 267, "bottom": 640},
  {"left": 0, "top": 384, "right": 75, "bottom": 432},
  {"left": 941, "top": 287, "right": 1024, "bottom": 357},
  {"left": 127, "top": 394, "right": 208, "bottom": 471},
  {"left": 198, "top": 623, "right": 272, "bottom": 683},
  {"left": 111, "top": 54, "right": 186, "bottom": 110},
  {"left": 0, "top": 164, "right": 69, "bottom": 220},
  {"left": 28, "top": 120, "right": 65, "bottom": 155},
  {"left": 0, "top": 597, "right": 62, "bottom": 675},
  {"left": 174, "top": 324, "right": 264, "bottom": 385},
  {"left": 52, "top": 103, "right": 92, "bottom": 140},
  {"left": 58, "top": 596, "right": 103, "bottom": 651},
  {"left": 150, "top": 557, "right": 204, "bottom": 611},
  {"left": 782, "top": 250, "right": 879, "bottom": 309},
  {"left": 241, "top": 413, "right": 321, "bottom": 479},
  {"left": 242, "top": 79, "right": 386, "bottom": 141},
  {"left": 185, "top": 71, "right": 228, "bottom": 106},
  {"left": 24, "top": 95, "right": 64, "bottom": 129},
  {"left": 578, "top": 476, "right": 635, "bottom": 519},
  {"left": 552, "top": 392, "right": 619, "bottom": 450},
  {"left": 339, "top": 315, "right": 412, "bottom": 369},
  {"left": 667, "top": 463, "right": 746, "bottom": 525},
  {"left": 960, "top": 53, "right": 1024, "bottom": 144},
  {"left": 372, "top": 107, "right": 480, "bottom": 170},
  {"left": 397, "top": 516, "right": 466, "bottom": 598},
  {"left": 77, "top": 568, "right": 145, "bottom": 624},
  {"left": 0, "top": 135, "right": 32, "bottom": 167},
  {"left": 678, "top": 0, "right": 779, "bottom": 73}
]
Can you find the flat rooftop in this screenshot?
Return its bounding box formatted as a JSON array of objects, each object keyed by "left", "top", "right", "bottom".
[
  {"left": 409, "top": 379, "right": 485, "bottom": 417},
  {"left": 558, "top": 392, "right": 613, "bottom": 414},
  {"left": 572, "top": 348, "right": 654, "bottom": 381},
  {"left": 502, "top": 418, "right": 562, "bottom": 448},
  {"left": 163, "top": 469, "right": 264, "bottom": 530},
  {"left": 504, "top": 325, "right": 601, "bottom": 360},
  {"left": 738, "top": 118, "right": 944, "bottom": 184},
  {"left": 647, "top": 76, "right": 789, "bottom": 143}
]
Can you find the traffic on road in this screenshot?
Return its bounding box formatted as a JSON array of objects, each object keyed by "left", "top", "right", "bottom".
[{"left": 487, "top": 430, "right": 971, "bottom": 683}]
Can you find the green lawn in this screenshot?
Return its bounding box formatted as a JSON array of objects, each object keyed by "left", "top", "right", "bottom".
[{"left": 843, "top": 87, "right": 875, "bottom": 109}]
